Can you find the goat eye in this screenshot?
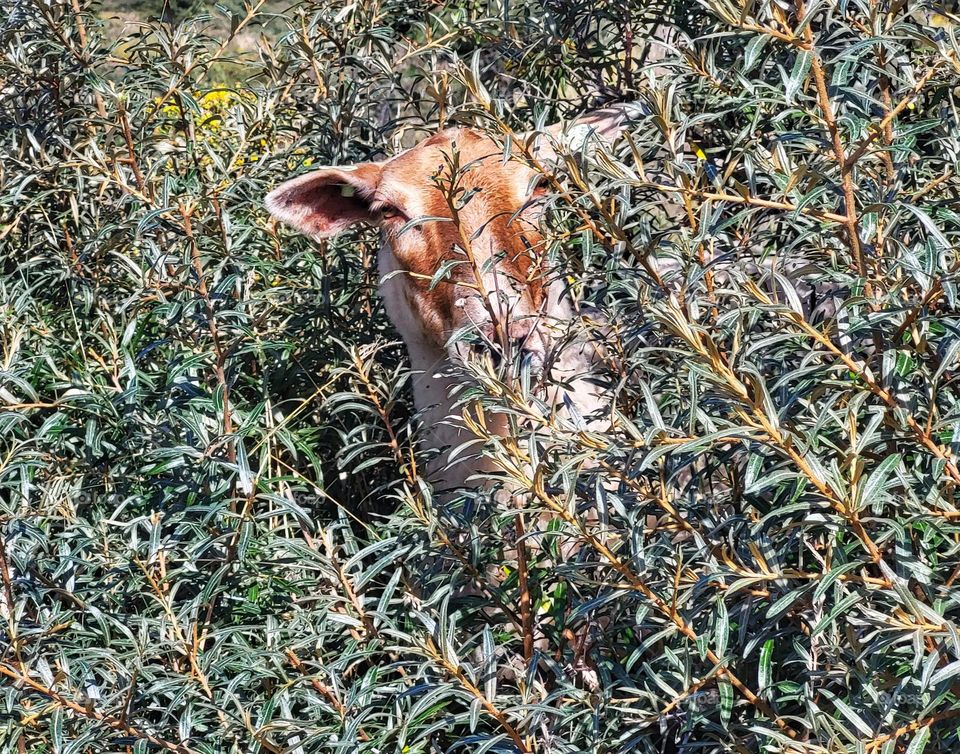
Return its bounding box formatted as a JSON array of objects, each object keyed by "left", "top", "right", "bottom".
[{"left": 380, "top": 206, "right": 402, "bottom": 220}]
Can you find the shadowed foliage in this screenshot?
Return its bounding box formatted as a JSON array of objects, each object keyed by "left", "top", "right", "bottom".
[{"left": 2, "top": 0, "right": 960, "bottom": 752}]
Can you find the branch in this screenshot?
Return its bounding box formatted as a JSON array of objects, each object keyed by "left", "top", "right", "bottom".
[
  {"left": 524, "top": 475, "right": 801, "bottom": 740},
  {"left": 0, "top": 663, "right": 197, "bottom": 754},
  {"left": 284, "top": 649, "right": 370, "bottom": 742},
  {"left": 643, "top": 182, "right": 848, "bottom": 225},
  {"left": 427, "top": 645, "right": 531, "bottom": 752},
  {"left": 845, "top": 65, "right": 942, "bottom": 171},
  {"left": 747, "top": 283, "right": 960, "bottom": 491},
  {"left": 864, "top": 707, "right": 960, "bottom": 752},
  {"left": 798, "top": 0, "right": 866, "bottom": 279}
]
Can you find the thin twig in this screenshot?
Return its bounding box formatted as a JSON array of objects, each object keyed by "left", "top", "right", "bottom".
[
  {"left": 844, "top": 65, "right": 942, "bottom": 171},
  {"left": 284, "top": 649, "right": 371, "bottom": 741},
  {"left": 799, "top": 0, "right": 866, "bottom": 281},
  {"left": 524, "top": 474, "right": 801, "bottom": 739},
  {"left": 643, "top": 182, "right": 848, "bottom": 225},
  {"left": 0, "top": 663, "right": 197, "bottom": 754},
  {"left": 749, "top": 283, "right": 960, "bottom": 490},
  {"left": 427, "top": 645, "right": 531, "bottom": 752}
]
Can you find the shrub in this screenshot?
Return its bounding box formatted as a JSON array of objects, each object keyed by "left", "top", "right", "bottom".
[{"left": 2, "top": 0, "right": 960, "bottom": 752}]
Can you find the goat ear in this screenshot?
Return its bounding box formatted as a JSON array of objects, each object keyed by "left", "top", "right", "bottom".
[
  {"left": 265, "top": 162, "right": 382, "bottom": 239},
  {"left": 522, "top": 104, "right": 639, "bottom": 160}
]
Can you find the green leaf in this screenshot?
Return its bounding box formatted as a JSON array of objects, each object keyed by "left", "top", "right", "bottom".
[
  {"left": 785, "top": 51, "right": 812, "bottom": 103},
  {"left": 905, "top": 726, "right": 931, "bottom": 754},
  {"left": 857, "top": 453, "right": 902, "bottom": 509},
  {"left": 759, "top": 639, "right": 775, "bottom": 691},
  {"left": 743, "top": 35, "right": 768, "bottom": 74}
]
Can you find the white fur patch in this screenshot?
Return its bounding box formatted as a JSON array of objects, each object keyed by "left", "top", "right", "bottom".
[{"left": 564, "top": 123, "right": 594, "bottom": 152}]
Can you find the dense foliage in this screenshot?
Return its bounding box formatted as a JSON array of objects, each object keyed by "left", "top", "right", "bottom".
[{"left": 3, "top": 0, "right": 960, "bottom": 751}]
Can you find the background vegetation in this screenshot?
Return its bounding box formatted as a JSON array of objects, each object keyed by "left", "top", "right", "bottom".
[{"left": 3, "top": 0, "right": 960, "bottom": 751}]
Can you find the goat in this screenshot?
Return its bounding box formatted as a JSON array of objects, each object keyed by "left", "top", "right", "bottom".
[{"left": 266, "top": 108, "right": 632, "bottom": 493}]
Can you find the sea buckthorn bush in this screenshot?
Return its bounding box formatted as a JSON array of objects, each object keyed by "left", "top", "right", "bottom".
[{"left": 2, "top": 1, "right": 960, "bottom": 752}]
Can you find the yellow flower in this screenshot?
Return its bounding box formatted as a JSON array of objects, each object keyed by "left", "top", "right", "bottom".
[{"left": 198, "top": 90, "right": 235, "bottom": 111}]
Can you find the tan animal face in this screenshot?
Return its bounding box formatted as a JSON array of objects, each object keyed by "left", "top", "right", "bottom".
[{"left": 266, "top": 109, "right": 628, "bottom": 370}]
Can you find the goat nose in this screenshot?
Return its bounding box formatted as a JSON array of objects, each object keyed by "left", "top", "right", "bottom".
[
  {"left": 471, "top": 339, "right": 504, "bottom": 367},
  {"left": 515, "top": 340, "right": 546, "bottom": 374},
  {"left": 490, "top": 344, "right": 504, "bottom": 368}
]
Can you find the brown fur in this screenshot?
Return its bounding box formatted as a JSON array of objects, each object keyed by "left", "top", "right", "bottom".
[{"left": 266, "top": 108, "right": 631, "bottom": 488}]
